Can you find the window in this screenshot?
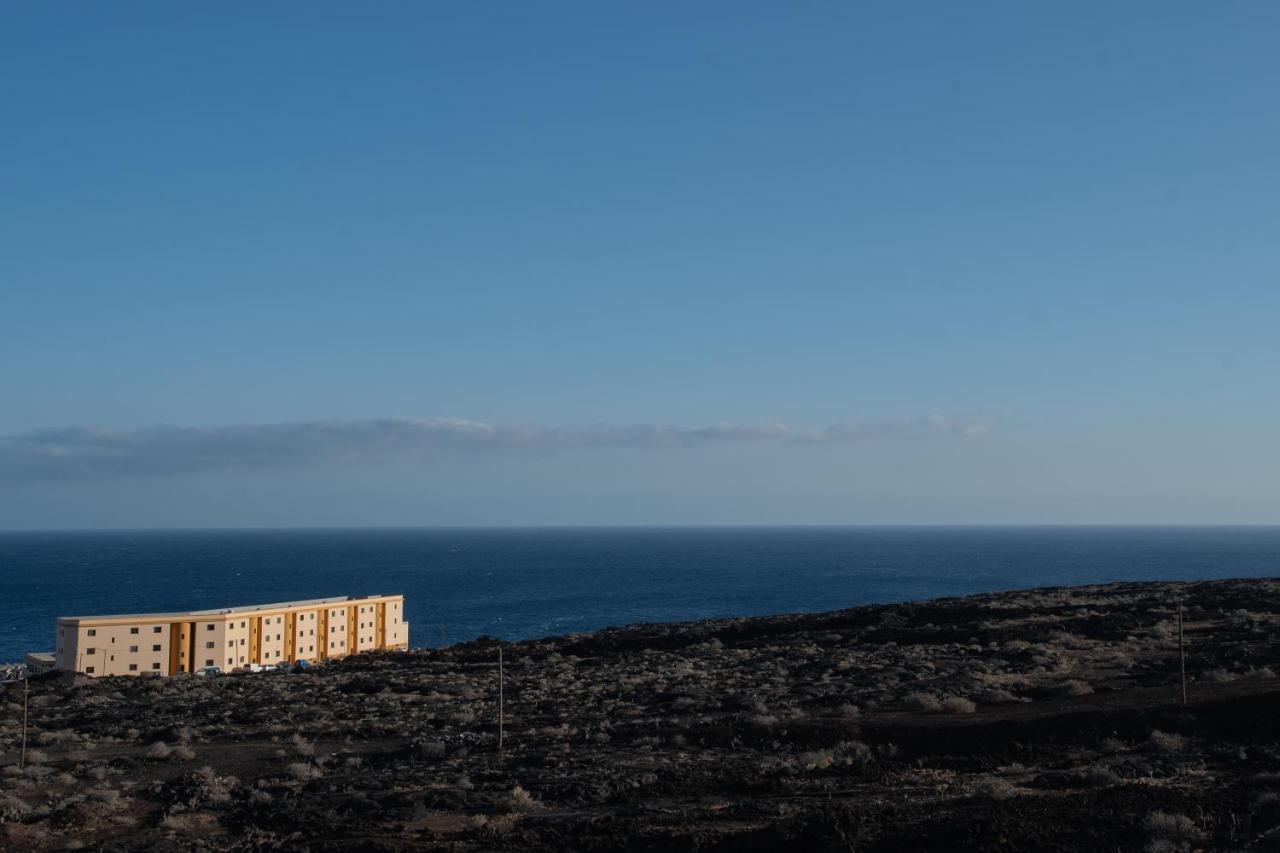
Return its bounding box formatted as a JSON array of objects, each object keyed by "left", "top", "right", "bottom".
[
  {"left": 276, "top": 634, "right": 281, "bottom": 641},
  {"left": 205, "top": 659, "right": 214, "bottom": 666},
  {"left": 206, "top": 641, "right": 215, "bottom": 649},
  {"left": 87, "top": 629, "right": 96, "bottom": 636},
  {"left": 128, "top": 663, "right": 138, "bottom": 671},
  {"left": 86, "top": 647, "right": 96, "bottom": 655},
  {"left": 227, "top": 658, "right": 233, "bottom": 665},
  {"left": 308, "top": 645, "right": 313, "bottom": 652},
  {"left": 130, "top": 627, "right": 139, "bottom": 634},
  {"left": 241, "top": 621, "right": 246, "bottom": 628},
  {"left": 240, "top": 638, "right": 245, "bottom": 645},
  {"left": 206, "top": 624, "right": 214, "bottom": 631},
  {"left": 153, "top": 626, "right": 162, "bottom": 633},
  {"left": 228, "top": 641, "right": 234, "bottom": 648},
  {"left": 85, "top": 666, "right": 95, "bottom": 673},
  {"left": 152, "top": 662, "right": 161, "bottom": 670},
  {"left": 129, "top": 645, "right": 138, "bottom": 652},
  {"left": 152, "top": 645, "right": 161, "bottom": 652}
]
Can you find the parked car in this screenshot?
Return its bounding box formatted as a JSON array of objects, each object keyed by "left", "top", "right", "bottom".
[
  {"left": 245, "top": 663, "right": 266, "bottom": 673},
  {"left": 292, "top": 659, "right": 311, "bottom": 672},
  {"left": 196, "top": 666, "right": 222, "bottom": 677}
]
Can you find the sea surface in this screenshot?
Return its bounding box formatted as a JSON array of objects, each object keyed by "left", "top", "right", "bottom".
[{"left": 3, "top": 526, "right": 1280, "bottom": 663}]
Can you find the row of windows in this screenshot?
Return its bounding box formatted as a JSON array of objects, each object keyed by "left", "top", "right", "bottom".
[
  {"left": 83, "top": 662, "right": 162, "bottom": 674},
  {"left": 85, "top": 644, "right": 163, "bottom": 655},
  {"left": 79, "top": 603, "right": 399, "bottom": 643},
  {"left": 84, "top": 626, "right": 163, "bottom": 637}
]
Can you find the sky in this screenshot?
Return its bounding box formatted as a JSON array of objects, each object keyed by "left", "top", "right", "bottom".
[{"left": 3, "top": 2, "right": 1280, "bottom": 528}]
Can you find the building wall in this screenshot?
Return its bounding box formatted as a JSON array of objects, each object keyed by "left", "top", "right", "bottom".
[
  {"left": 322, "top": 603, "right": 351, "bottom": 658},
  {"left": 385, "top": 598, "right": 409, "bottom": 649},
  {"left": 55, "top": 595, "right": 407, "bottom": 677},
  {"left": 58, "top": 620, "right": 170, "bottom": 677},
  {"left": 292, "top": 608, "right": 321, "bottom": 662}
]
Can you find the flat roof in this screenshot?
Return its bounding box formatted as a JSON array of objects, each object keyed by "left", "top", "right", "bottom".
[{"left": 57, "top": 593, "right": 403, "bottom": 624}]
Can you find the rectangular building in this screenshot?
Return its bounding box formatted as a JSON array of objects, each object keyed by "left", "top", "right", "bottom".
[{"left": 53, "top": 594, "right": 408, "bottom": 677}]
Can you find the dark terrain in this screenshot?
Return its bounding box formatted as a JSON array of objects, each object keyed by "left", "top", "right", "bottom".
[{"left": 5, "top": 578, "right": 1280, "bottom": 852}]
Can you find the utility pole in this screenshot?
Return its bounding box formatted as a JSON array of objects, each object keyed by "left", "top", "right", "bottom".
[
  {"left": 1178, "top": 602, "right": 1187, "bottom": 706},
  {"left": 19, "top": 676, "right": 29, "bottom": 770},
  {"left": 498, "top": 646, "right": 505, "bottom": 753}
]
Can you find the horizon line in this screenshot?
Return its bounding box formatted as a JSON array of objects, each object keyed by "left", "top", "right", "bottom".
[{"left": 5, "top": 522, "right": 1280, "bottom": 534}]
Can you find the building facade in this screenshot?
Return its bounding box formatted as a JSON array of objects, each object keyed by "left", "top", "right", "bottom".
[{"left": 54, "top": 595, "right": 408, "bottom": 677}]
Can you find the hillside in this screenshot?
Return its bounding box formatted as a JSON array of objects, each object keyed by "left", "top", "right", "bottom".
[{"left": 4, "top": 578, "right": 1280, "bottom": 851}]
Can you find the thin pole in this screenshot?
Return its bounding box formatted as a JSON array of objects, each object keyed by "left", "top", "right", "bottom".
[
  {"left": 19, "top": 677, "right": 29, "bottom": 770},
  {"left": 498, "top": 646, "right": 505, "bottom": 752},
  {"left": 1178, "top": 602, "right": 1187, "bottom": 706}
]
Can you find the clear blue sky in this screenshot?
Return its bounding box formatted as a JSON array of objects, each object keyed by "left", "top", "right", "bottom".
[{"left": 3, "top": 3, "right": 1280, "bottom": 527}]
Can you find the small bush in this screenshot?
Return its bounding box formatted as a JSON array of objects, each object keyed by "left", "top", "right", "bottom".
[
  {"left": 1148, "top": 730, "right": 1187, "bottom": 752},
  {"left": 1144, "top": 811, "right": 1202, "bottom": 853},
  {"left": 287, "top": 762, "right": 322, "bottom": 781},
  {"left": 507, "top": 785, "right": 540, "bottom": 812},
  {"left": 941, "top": 696, "right": 977, "bottom": 715},
  {"left": 1199, "top": 668, "right": 1234, "bottom": 683},
  {"left": 1056, "top": 679, "right": 1093, "bottom": 697},
  {"left": 903, "top": 693, "right": 942, "bottom": 713},
  {"left": 147, "top": 741, "right": 172, "bottom": 759}
]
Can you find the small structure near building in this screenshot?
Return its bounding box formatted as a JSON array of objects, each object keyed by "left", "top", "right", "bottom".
[
  {"left": 48, "top": 594, "right": 409, "bottom": 677},
  {"left": 24, "top": 652, "right": 55, "bottom": 674}
]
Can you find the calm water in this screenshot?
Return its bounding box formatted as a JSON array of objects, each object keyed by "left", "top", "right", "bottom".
[{"left": 3, "top": 526, "right": 1279, "bottom": 663}]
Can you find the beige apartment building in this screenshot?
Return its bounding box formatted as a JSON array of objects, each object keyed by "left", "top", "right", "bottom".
[{"left": 53, "top": 594, "right": 408, "bottom": 677}]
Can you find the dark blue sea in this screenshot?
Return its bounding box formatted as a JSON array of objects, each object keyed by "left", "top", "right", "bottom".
[{"left": 3, "top": 526, "right": 1280, "bottom": 664}]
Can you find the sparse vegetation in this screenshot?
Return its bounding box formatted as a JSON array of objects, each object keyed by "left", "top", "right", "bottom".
[{"left": 1, "top": 578, "right": 1277, "bottom": 851}]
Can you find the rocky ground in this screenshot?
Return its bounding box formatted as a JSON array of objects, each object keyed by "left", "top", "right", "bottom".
[{"left": 4, "top": 578, "right": 1280, "bottom": 851}]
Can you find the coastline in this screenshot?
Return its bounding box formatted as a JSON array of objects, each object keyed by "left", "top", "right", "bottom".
[{"left": 4, "top": 576, "right": 1280, "bottom": 850}]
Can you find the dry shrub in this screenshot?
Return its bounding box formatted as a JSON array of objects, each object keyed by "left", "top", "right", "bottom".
[
  {"left": 941, "top": 696, "right": 977, "bottom": 714},
  {"left": 1144, "top": 811, "right": 1203, "bottom": 853},
  {"left": 507, "top": 785, "right": 540, "bottom": 812},
  {"left": 903, "top": 693, "right": 942, "bottom": 713},
  {"left": 287, "top": 762, "right": 323, "bottom": 781},
  {"left": 1148, "top": 730, "right": 1187, "bottom": 752},
  {"left": 798, "top": 750, "right": 834, "bottom": 771},
  {"left": 290, "top": 733, "right": 315, "bottom": 757},
  {"left": 1200, "top": 668, "right": 1234, "bottom": 683},
  {"left": 1056, "top": 679, "right": 1093, "bottom": 697}
]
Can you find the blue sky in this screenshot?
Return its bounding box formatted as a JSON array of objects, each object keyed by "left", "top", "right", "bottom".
[{"left": 3, "top": 3, "right": 1280, "bottom": 527}]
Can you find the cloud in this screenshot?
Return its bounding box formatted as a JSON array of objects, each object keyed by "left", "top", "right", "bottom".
[{"left": 0, "top": 415, "right": 988, "bottom": 482}]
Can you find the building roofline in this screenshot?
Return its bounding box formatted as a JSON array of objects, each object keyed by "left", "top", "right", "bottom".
[{"left": 56, "top": 593, "right": 403, "bottom": 624}]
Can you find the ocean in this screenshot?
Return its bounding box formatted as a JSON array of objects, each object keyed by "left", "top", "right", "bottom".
[{"left": 3, "top": 526, "right": 1279, "bottom": 664}]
